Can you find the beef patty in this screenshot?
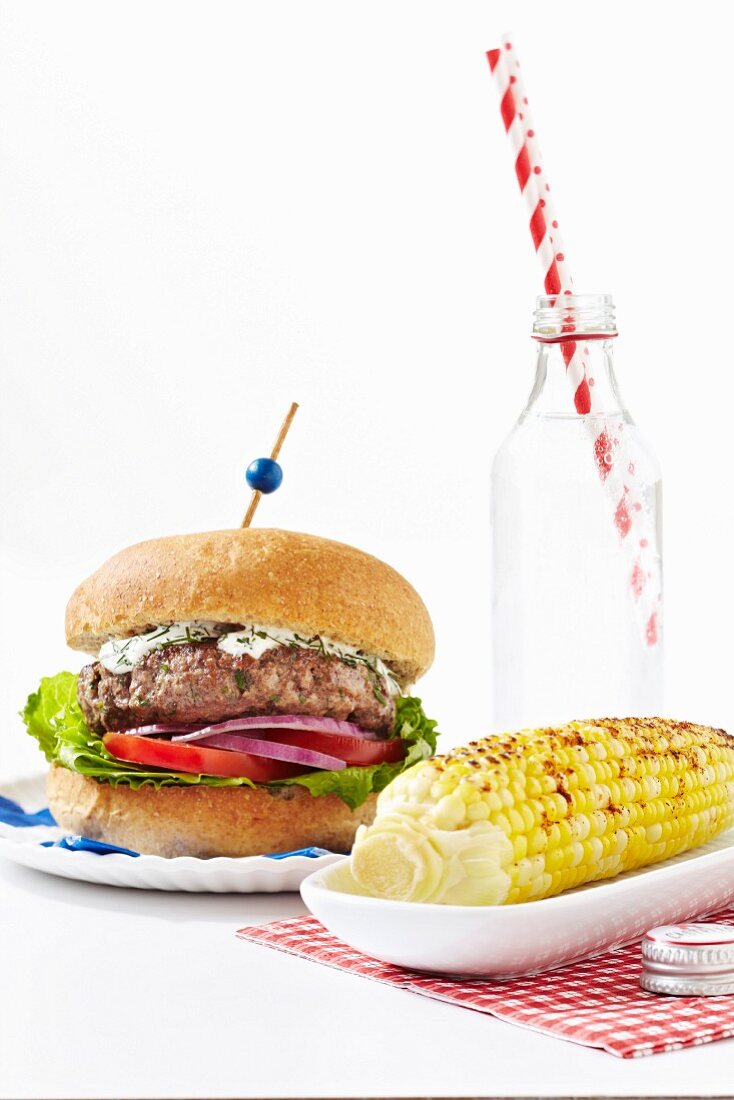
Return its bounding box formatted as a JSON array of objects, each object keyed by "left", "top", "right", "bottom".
[{"left": 77, "top": 641, "right": 396, "bottom": 735}]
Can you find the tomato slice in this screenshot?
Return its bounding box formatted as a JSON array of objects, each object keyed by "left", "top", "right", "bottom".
[
  {"left": 267, "top": 729, "right": 406, "bottom": 766},
  {"left": 103, "top": 733, "right": 304, "bottom": 782}
]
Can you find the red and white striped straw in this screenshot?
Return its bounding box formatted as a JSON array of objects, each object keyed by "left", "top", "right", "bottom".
[
  {"left": 486, "top": 35, "right": 662, "bottom": 648},
  {"left": 487, "top": 39, "right": 592, "bottom": 416}
]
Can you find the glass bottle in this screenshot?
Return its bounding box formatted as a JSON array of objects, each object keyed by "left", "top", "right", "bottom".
[{"left": 491, "top": 294, "right": 663, "bottom": 731}]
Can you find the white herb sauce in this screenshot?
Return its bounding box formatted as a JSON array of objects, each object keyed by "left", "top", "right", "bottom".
[
  {"left": 98, "top": 621, "right": 401, "bottom": 696},
  {"left": 98, "top": 621, "right": 223, "bottom": 673}
]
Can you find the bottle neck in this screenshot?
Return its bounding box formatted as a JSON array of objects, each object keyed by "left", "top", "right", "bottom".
[{"left": 524, "top": 338, "right": 628, "bottom": 420}]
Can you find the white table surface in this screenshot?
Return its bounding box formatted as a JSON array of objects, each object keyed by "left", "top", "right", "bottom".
[{"left": 2, "top": 842, "right": 734, "bottom": 1099}]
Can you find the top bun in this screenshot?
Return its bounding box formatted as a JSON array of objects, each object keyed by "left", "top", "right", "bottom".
[{"left": 65, "top": 528, "right": 435, "bottom": 686}]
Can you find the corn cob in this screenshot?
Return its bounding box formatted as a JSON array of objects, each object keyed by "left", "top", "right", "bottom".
[{"left": 350, "top": 718, "right": 734, "bottom": 906}]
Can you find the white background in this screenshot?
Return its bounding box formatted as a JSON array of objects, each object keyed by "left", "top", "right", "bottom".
[{"left": 1, "top": 0, "right": 732, "bottom": 779}]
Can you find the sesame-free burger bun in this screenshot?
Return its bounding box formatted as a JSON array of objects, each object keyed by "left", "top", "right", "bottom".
[
  {"left": 65, "top": 528, "right": 434, "bottom": 687},
  {"left": 47, "top": 765, "right": 377, "bottom": 858}
]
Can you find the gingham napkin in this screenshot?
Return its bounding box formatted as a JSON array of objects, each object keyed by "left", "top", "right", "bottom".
[{"left": 237, "top": 907, "right": 734, "bottom": 1058}]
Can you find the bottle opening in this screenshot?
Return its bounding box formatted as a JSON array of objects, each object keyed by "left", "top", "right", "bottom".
[{"left": 533, "top": 293, "right": 617, "bottom": 341}]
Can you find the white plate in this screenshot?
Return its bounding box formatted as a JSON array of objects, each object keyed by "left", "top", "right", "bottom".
[
  {"left": 0, "top": 775, "right": 344, "bottom": 892},
  {"left": 300, "top": 829, "right": 734, "bottom": 978}
]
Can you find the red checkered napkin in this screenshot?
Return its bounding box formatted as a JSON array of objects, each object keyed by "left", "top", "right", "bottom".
[{"left": 237, "top": 906, "right": 734, "bottom": 1058}]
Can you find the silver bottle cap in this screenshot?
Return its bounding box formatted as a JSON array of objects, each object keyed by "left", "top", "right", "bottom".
[{"left": 640, "top": 924, "right": 734, "bottom": 997}]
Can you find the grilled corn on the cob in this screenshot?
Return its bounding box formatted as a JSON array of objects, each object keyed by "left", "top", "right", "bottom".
[{"left": 350, "top": 718, "right": 734, "bottom": 905}]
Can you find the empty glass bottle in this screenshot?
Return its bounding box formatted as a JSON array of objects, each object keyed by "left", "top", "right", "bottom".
[{"left": 491, "top": 294, "right": 663, "bottom": 731}]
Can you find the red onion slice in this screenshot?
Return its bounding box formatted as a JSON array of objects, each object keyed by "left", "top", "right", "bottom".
[
  {"left": 192, "top": 732, "right": 346, "bottom": 771},
  {"left": 171, "top": 714, "right": 380, "bottom": 743},
  {"left": 122, "top": 723, "right": 207, "bottom": 736}
]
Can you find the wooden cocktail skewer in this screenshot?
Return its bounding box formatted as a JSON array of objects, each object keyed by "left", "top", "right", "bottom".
[{"left": 241, "top": 402, "right": 299, "bottom": 528}]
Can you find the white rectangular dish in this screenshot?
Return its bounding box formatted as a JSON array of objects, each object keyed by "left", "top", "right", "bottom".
[{"left": 300, "top": 829, "right": 734, "bottom": 978}]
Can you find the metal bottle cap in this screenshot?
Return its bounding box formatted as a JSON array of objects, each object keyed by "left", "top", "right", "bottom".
[{"left": 640, "top": 924, "right": 734, "bottom": 996}]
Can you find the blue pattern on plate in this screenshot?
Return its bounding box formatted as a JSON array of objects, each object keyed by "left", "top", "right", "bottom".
[
  {"left": 0, "top": 795, "right": 56, "bottom": 828},
  {"left": 40, "top": 835, "right": 140, "bottom": 857},
  {"left": 264, "top": 847, "right": 336, "bottom": 859}
]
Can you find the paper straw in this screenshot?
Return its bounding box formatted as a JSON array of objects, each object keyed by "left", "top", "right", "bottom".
[
  {"left": 486, "top": 37, "right": 662, "bottom": 647},
  {"left": 487, "top": 43, "right": 591, "bottom": 415}
]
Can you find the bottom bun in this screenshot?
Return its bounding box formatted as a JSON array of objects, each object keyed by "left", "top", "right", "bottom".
[{"left": 47, "top": 765, "right": 376, "bottom": 858}]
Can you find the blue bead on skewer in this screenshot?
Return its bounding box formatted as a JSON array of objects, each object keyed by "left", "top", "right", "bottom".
[{"left": 246, "top": 457, "right": 283, "bottom": 494}]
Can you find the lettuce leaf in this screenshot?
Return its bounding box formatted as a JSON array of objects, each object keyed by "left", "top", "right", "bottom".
[
  {"left": 22, "top": 672, "right": 438, "bottom": 808},
  {"left": 23, "top": 672, "right": 256, "bottom": 789}
]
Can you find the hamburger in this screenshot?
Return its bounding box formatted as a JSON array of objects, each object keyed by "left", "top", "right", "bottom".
[{"left": 23, "top": 528, "right": 437, "bottom": 858}]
